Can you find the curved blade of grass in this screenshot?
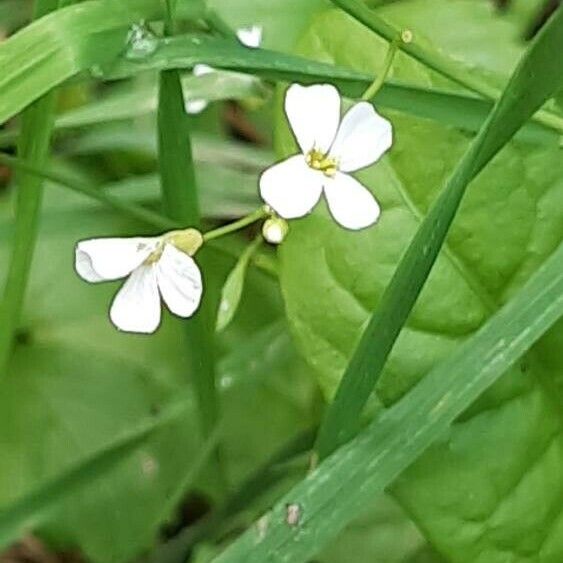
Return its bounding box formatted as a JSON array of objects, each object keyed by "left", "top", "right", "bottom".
[
  {"left": 0, "top": 400, "right": 188, "bottom": 550},
  {"left": 1, "top": 7, "right": 561, "bottom": 141},
  {"left": 315, "top": 4, "right": 563, "bottom": 458},
  {"left": 214, "top": 240, "right": 563, "bottom": 563},
  {"left": 329, "top": 0, "right": 563, "bottom": 134}
]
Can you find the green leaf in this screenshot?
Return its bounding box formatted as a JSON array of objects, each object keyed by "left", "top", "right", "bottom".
[
  {"left": 0, "top": 186, "right": 314, "bottom": 561},
  {"left": 278, "top": 4, "right": 563, "bottom": 560},
  {"left": 217, "top": 237, "right": 263, "bottom": 333},
  {"left": 215, "top": 241, "right": 563, "bottom": 562},
  {"left": 0, "top": 397, "right": 189, "bottom": 550},
  {"left": 315, "top": 0, "right": 563, "bottom": 455}
]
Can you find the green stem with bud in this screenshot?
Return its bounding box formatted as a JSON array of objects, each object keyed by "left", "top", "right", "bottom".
[{"left": 361, "top": 33, "right": 404, "bottom": 102}]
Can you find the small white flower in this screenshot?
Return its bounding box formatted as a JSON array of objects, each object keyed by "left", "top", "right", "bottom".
[
  {"left": 186, "top": 26, "right": 263, "bottom": 114},
  {"left": 259, "top": 83, "right": 393, "bottom": 230},
  {"left": 75, "top": 230, "right": 204, "bottom": 334}
]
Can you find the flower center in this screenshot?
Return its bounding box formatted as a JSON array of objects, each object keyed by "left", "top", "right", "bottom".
[
  {"left": 305, "top": 149, "right": 338, "bottom": 177},
  {"left": 143, "top": 241, "right": 164, "bottom": 265},
  {"left": 142, "top": 228, "right": 204, "bottom": 266}
]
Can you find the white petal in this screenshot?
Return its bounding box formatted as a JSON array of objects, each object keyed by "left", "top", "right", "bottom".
[
  {"left": 323, "top": 172, "right": 381, "bottom": 230},
  {"left": 193, "top": 64, "right": 214, "bottom": 76},
  {"left": 75, "top": 251, "right": 104, "bottom": 283},
  {"left": 110, "top": 265, "right": 161, "bottom": 333},
  {"left": 284, "top": 83, "right": 340, "bottom": 154},
  {"left": 75, "top": 237, "right": 159, "bottom": 282},
  {"left": 236, "top": 25, "right": 262, "bottom": 48},
  {"left": 329, "top": 102, "right": 392, "bottom": 172},
  {"left": 185, "top": 99, "right": 208, "bottom": 114},
  {"left": 259, "top": 155, "right": 323, "bottom": 219},
  {"left": 156, "top": 244, "right": 203, "bottom": 318}
]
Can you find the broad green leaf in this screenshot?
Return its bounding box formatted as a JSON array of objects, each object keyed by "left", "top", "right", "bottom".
[
  {"left": 0, "top": 180, "right": 315, "bottom": 562},
  {"left": 215, "top": 242, "right": 563, "bottom": 562},
  {"left": 0, "top": 397, "right": 190, "bottom": 550},
  {"left": 320, "top": 495, "right": 442, "bottom": 563},
  {"left": 278, "top": 4, "right": 563, "bottom": 560},
  {"left": 217, "top": 237, "right": 263, "bottom": 332}
]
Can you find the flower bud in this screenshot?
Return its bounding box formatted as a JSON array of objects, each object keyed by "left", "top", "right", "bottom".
[{"left": 262, "top": 217, "right": 289, "bottom": 245}]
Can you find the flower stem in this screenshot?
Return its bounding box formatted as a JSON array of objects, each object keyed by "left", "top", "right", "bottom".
[
  {"left": 203, "top": 207, "right": 269, "bottom": 242},
  {"left": 361, "top": 34, "right": 402, "bottom": 102}
]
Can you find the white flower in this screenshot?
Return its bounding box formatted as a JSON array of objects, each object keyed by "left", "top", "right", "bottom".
[
  {"left": 186, "top": 26, "right": 263, "bottom": 114},
  {"left": 259, "top": 83, "right": 393, "bottom": 230},
  {"left": 75, "top": 230, "right": 204, "bottom": 334}
]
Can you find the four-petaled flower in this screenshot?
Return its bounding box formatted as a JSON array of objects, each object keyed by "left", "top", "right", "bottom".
[
  {"left": 75, "top": 230, "right": 204, "bottom": 334},
  {"left": 186, "top": 25, "right": 263, "bottom": 114},
  {"left": 259, "top": 83, "right": 392, "bottom": 230}
]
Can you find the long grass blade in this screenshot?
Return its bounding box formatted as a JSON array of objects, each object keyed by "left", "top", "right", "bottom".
[
  {"left": 157, "top": 13, "right": 224, "bottom": 488},
  {"left": 1, "top": 9, "right": 561, "bottom": 138},
  {"left": 214, "top": 240, "right": 563, "bottom": 563},
  {"left": 315, "top": 4, "right": 563, "bottom": 458}
]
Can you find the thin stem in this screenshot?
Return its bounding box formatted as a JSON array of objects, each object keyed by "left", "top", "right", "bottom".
[
  {"left": 203, "top": 207, "right": 268, "bottom": 242},
  {"left": 361, "top": 35, "right": 401, "bottom": 101}
]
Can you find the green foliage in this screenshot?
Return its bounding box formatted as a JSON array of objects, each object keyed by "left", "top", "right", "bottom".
[
  {"left": 217, "top": 241, "right": 563, "bottom": 562},
  {"left": 0, "top": 0, "right": 562, "bottom": 562},
  {"left": 278, "top": 2, "right": 563, "bottom": 560}
]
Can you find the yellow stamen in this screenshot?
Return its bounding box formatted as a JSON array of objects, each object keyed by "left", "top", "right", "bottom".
[{"left": 306, "top": 148, "right": 338, "bottom": 177}]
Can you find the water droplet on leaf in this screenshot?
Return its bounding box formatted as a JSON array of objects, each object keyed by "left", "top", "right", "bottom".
[{"left": 125, "top": 22, "right": 159, "bottom": 60}]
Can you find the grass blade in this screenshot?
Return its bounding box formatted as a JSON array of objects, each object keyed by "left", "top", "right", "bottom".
[
  {"left": 214, "top": 240, "right": 563, "bottom": 563},
  {"left": 0, "top": 0, "right": 168, "bottom": 125},
  {"left": 315, "top": 4, "right": 563, "bottom": 458},
  {"left": 0, "top": 0, "right": 62, "bottom": 375},
  {"left": 1, "top": 9, "right": 561, "bottom": 140},
  {"left": 157, "top": 18, "right": 224, "bottom": 487}
]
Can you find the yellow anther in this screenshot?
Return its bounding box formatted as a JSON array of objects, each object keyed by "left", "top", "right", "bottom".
[{"left": 306, "top": 149, "right": 338, "bottom": 177}]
